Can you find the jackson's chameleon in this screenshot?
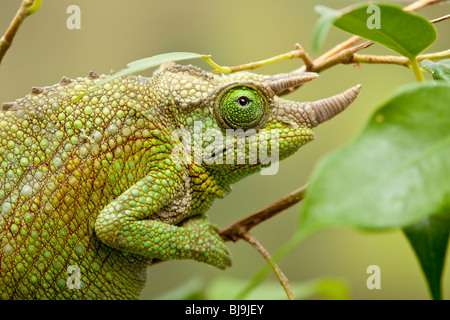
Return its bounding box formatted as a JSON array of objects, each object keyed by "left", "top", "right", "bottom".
[{"left": 0, "top": 63, "right": 360, "bottom": 299}]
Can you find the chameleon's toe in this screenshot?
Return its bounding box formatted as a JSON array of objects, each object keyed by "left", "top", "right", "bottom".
[
  {"left": 201, "top": 230, "right": 232, "bottom": 269},
  {"left": 179, "top": 217, "right": 232, "bottom": 269}
]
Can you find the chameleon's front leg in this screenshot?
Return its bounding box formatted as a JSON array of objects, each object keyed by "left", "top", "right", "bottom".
[{"left": 94, "top": 168, "right": 231, "bottom": 269}]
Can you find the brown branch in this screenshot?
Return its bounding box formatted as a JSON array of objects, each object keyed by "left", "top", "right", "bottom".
[
  {"left": 294, "top": 43, "right": 314, "bottom": 71},
  {"left": 312, "top": 48, "right": 450, "bottom": 74},
  {"left": 430, "top": 14, "right": 450, "bottom": 23},
  {"left": 242, "top": 232, "right": 295, "bottom": 300},
  {"left": 219, "top": 183, "right": 308, "bottom": 242},
  {"left": 404, "top": 0, "right": 446, "bottom": 11},
  {"left": 0, "top": 0, "right": 41, "bottom": 65}
]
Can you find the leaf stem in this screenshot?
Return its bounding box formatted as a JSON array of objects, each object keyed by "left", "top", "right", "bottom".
[
  {"left": 201, "top": 56, "right": 232, "bottom": 73},
  {"left": 228, "top": 49, "right": 303, "bottom": 73},
  {"left": 0, "top": 0, "right": 41, "bottom": 65},
  {"left": 410, "top": 57, "right": 425, "bottom": 82}
]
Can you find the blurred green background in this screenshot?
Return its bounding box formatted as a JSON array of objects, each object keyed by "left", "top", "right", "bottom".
[{"left": 1, "top": 0, "right": 449, "bottom": 299}]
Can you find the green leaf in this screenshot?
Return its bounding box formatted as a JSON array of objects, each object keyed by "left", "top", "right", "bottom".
[
  {"left": 421, "top": 59, "right": 450, "bottom": 81},
  {"left": 72, "top": 52, "right": 207, "bottom": 102},
  {"left": 154, "top": 277, "right": 205, "bottom": 300},
  {"left": 89, "top": 52, "right": 206, "bottom": 92},
  {"left": 27, "top": 0, "right": 42, "bottom": 14},
  {"left": 206, "top": 276, "right": 349, "bottom": 300},
  {"left": 312, "top": 5, "right": 340, "bottom": 51},
  {"left": 403, "top": 214, "right": 450, "bottom": 300},
  {"left": 333, "top": 3, "right": 436, "bottom": 59},
  {"left": 300, "top": 81, "right": 450, "bottom": 231}
]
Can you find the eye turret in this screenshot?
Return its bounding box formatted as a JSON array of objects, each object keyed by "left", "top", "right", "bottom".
[{"left": 214, "top": 85, "right": 270, "bottom": 131}]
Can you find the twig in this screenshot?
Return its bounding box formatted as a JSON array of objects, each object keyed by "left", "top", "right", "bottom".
[
  {"left": 311, "top": 41, "right": 373, "bottom": 73},
  {"left": 430, "top": 14, "right": 450, "bottom": 23},
  {"left": 213, "top": 48, "right": 308, "bottom": 73},
  {"left": 0, "top": 0, "right": 41, "bottom": 65},
  {"left": 241, "top": 232, "right": 295, "bottom": 300},
  {"left": 219, "top": 183, "right": 308, "bottom": 241},
  {"left": 312, "top": 49, "right": 450, "bottom": 74},
  {"left": 295, "top": 43, "right": 314, "bottom": 71},
  {"left": 404, "top": 0, "right": 445, "bottom": 11},
  {"left": 316, "top": 35, "right": 362, "bottom": 63}
]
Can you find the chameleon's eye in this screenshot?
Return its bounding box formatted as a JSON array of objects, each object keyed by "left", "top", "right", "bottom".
[
  {"left": 237, "top": 96, "right": 250, "bottom": 107},
  {"left": 215, "top": 86, "right": 269, "bottom": 130}
]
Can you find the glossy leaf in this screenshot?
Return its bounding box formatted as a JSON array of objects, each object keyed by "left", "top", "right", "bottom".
[
  {"left": 332, "top": 3, "right": 436, "bottom": 58},
  {"left": 313, "top": 3, "right": 436, "bottom": 59},
  {"left": 403, "top": 214, "right": 450, "bottom": 300},
  {"left": 421, "top": 59, "right": 450, "bottom": 81},
  {"left": 300, "top": 82, "right": 450, "bottom": 231},
  {"left": 312, "top": 5, "right": 340, "bottom": 51}
]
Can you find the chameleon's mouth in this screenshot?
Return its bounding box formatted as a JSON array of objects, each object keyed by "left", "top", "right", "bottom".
[
  {"left": 201, "top": 127, "right": 315, "bottom": 166},
  {"left": 205, "top": 147, "right": 228, "bottom": 163}
]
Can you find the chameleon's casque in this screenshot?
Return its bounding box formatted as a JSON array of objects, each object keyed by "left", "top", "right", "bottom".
[{"left": 0, "top": 64, "right": 360, "bottom": 299}]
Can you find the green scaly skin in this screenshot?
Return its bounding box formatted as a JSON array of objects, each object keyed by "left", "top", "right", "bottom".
[{"left": 0, "top": 64, "right": 360, "bottom": 299}]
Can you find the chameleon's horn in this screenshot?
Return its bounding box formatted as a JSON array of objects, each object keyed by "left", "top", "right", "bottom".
[
  {"left": 268, "top": 72, "right": 318, "bottom": 95},
  {"left": 309, "top": 84, "right": 361, "bottom": 126}
]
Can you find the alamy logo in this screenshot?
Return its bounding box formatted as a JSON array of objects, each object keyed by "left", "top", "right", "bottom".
[
  {"left": 66, "top": 5, "right": 81, "bottom": 30},
  {"left": 366, "top": 5, "right": 381, "bottom": 30},
  {"left": 66, "top": 265, "right": 82, "bottom": 290},
  {"left": 366, "top": 265, "right": 381, "bottom": 289}
]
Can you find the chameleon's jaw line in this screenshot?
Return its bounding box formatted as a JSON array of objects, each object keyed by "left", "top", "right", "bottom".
[
  {"left": 267, "top": 72, "right": 319, "bottom": 95},
  {"left": 309, "top": 84, "right": 361, "bottom": 126}
]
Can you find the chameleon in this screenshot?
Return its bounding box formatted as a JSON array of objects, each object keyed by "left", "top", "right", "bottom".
[{"left": 0, "top": 62, "right": 360, "bottom": 299}]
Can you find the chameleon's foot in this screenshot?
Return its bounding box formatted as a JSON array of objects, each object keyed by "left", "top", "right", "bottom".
[
  {"left": 96, "top": 213, "right": 231, "bottom": 269},
  {"left": 178, "top": 216, "right": 232, "bottom": 269}
]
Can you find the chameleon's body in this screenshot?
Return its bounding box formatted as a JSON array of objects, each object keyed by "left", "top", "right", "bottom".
[{"left": 0, "top": 64, "right": 360, "bottom": 299}]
